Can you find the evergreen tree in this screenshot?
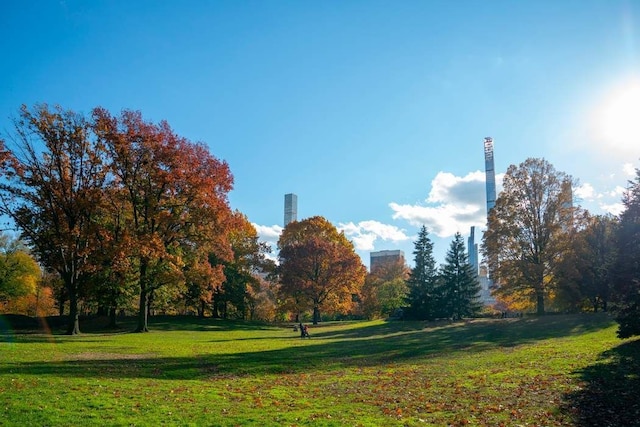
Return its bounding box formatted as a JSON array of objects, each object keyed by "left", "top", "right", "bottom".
[
  {"left": 440, "top": 232, "right": 482, "bottom": 320},
  {"left": 406, "top": 226, "right": 439, "bottom": 320},
  {"left": 612, "top": 167, "right": 640, "bottom": 338}
]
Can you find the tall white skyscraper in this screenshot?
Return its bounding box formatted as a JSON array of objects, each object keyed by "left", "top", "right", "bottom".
[
  {"left": 284, "top": 193, "right": 297, "bottom": 226},
  {"left": 468, "top": 226, "right": 479, "bottom": 276},
  {"left": 484, "top": 137, "right": 496, "bottom": 215}
]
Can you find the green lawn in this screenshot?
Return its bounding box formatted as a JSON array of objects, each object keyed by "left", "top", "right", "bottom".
[{"left": 1, "top": 314, "right": 638, "bottom": 426}]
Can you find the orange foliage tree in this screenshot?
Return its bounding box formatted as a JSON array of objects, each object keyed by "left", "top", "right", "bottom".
[
  {"left": 277, "top": 216, "right": 366, "bottom": 324},
  {"left": 92, "top": 108, "right": 235, "bottom": 332}
]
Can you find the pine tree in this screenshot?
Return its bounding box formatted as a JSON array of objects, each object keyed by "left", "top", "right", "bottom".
[
  {"left": 440, "top": 232, "right": 482, "bottom": 320},
  {"left": 406, "top": 226, "right": 439, "bottom": 320}
]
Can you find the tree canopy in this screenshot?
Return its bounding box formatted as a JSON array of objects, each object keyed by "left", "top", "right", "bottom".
[
  {"left": 277, "top": 216, "right": 366, "bottom": 324},
  {"left": 0, "top": 104, "right": 243, "bottom": 332},
  {"left": 0, "top": 235, "right": 41, "bottom": 303},
  {"left": 92, "top": 108, "right": 236, "bottom": 332},
  {"left": 482, "top": 158, "right": 575, "bottom": 315},
  {"left": 0, "top": 104, "right": 109, "bottom": 334},
  {"left": 360, "top": 255, "right": 409, "bottom": 319}
]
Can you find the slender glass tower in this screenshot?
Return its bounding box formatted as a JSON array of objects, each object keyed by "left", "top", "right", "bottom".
[
  {"left": 484, "top": 137, "right": 496, "bottom": 215},
  {"left": 468, "top": 226, "right": 479, "bottom": 276},
  {"left": 284, "top": 193, "right": 297, "bottom": 226}
]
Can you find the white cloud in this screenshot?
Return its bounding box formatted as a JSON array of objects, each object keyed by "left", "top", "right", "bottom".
[
  {"left": 389, "top": 170, "right": 494, "bottom": 238},
  {"left": 600, "top": 203, "right": 625, "bottom": 216},
  {"left": 338, "top": 220, "right": 410, "bottom": 251},
  {"left": 252, "top": 223, "right": 283, "bottom": 242},
  {"left": 623, "top": 163, "right": 636, "bottom": 177},
  {"left": 609, "top": 186, "right": 626, "bottom": 197},
  {"left": 390, "top": 202, "right": 483, "bottom": 238},
  {"left": 250, "top": 224, "right": 283, "bottom": 263},
  {"left": 574, "top": 183, "right": 596, "bottom": 201},
  {"left": 427, "top": 171, "right": 486, "bottom": 205}
]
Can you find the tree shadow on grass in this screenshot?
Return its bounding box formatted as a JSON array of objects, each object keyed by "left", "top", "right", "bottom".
[
  {"left": 313, "top": 313, "right": 614, "bottom": 346},
  {"left": 0, "top": 313, "right": 617, "bottom": 381},
  {"left": 562, "top": 338, "right": 640, "bottom": 426},
  {"left": 0, "top": 314, "right": 276, "bottom": 339}
]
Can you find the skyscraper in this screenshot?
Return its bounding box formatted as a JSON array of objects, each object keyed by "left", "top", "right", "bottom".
[
  {"left": 284, "top": 193, "right": 297, "bottom": 226},
  {"left": 484, "top": 137, "right": 496, "bottom": 215},
  {"left": 467, "top": 226, "right": 479, "bottom": 276}
]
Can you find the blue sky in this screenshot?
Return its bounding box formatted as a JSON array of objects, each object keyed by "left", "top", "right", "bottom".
[{"left": 2, "top": 1, "right": 639, "bottom": 267}]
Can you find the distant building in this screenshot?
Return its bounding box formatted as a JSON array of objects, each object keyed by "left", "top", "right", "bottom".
[
  {"left": 484, "top": 137, "right": 497, "bottom": 215},
  {"left": 481, "top": 137, "right": 498, "bottom": 307},
  {"left": 370, "top": 250, "right": 405, "bottom": 272},
  {"left": 284, "top": 193, "right": 297, "bottom": 226},
  {"left": 467, "top": 226, "right": 479, "bottom": 276},
  {"left": 478, "top": 264, "right": 496, "bottom": 306},
  {"left": 561, "top": 179, "right": 574, "bottom": 231}
]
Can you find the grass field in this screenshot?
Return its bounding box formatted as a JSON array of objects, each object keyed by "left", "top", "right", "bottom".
[{"left": 1, "top": 313, "right": 639, "bottom": 426}]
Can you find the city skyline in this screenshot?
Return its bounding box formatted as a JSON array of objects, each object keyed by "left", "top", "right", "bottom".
[{"left": 2, "top": 1, "right": 639, "bottom": 267}]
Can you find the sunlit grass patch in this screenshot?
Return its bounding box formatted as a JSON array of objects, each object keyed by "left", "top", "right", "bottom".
[{"left": 0, "top": 313, "right": 633, "bottom": 426}]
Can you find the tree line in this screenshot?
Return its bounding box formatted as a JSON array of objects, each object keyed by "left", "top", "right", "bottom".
[
  {"left": 0, "top": 105, "right": 273, "bottom": 334},
  {"left": 482, "top": 157, "right": 640, "bottom": 338},
  {"left": 276, "top": 157, "right": 640, "bottom": 336},
  {"left": 0, "top": 105, "right": 484, "bottom": 331},
  {"left": 2, "top": 105, "right": 639, "bottom": 339}
]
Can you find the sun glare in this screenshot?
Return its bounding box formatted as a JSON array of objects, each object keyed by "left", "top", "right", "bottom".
[{"left": 597, "top": 79, "right": 640, "bottom": 153}]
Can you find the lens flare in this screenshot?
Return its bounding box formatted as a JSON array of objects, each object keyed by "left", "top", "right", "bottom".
[{"left": 596, "top": 78, "right": 640, "bottom": 154}]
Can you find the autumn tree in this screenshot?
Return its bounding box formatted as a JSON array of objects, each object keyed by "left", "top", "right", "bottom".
[
  {"left": 439, "top": 232, "right": 481, "bottom": 320},
  {"left": 482, "top": 158, "right": 575, "bottom": 315},
  {"left": 360, "top": 256, "right": 409, "bottom": 319},
  {"left": 246, "top": 273, "right": 278, "bottom": 321},
  {"left": 278, "top": 216, "right": 366, "bottom": 324},
  {"left": 86, "top": 183, "right": 140, "bottom": 326},
  {"left": 612, "top": 166, "right": 640, "bottom": 338},
  {"left": 211, "top": 212, "right": 272, "bottom": 319},
  {"left": 92, "top": 108, "right": 234, "bottom": 332},
  {"left": 556, "top": 214, "right": 616, "bottom": 312},
  {"left": 406, "top": 225, "right": 440, "bottom": 320},
  {"left": 0, "top": 234, "right": 41, "bottom": 306},
  {"left": 0, "top": 104, "right": 109, "bottom": 334},
  {"left": 183, "top": 251, "right": 219, "bottom": 316}
]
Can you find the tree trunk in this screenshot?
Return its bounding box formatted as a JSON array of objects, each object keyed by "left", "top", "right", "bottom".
[
  {"left": 313, "top": 304, "right": 320, "bottom": 325},
  {"left": 212, "top": 288, "right": 220, "bottom": 318},
  {"left": 135, "top": 260, "right": 149, "bottom": 332},
  {"left": 108, "top": 307, "right": 117, "bottom": 328},
  {"left": 66, "top": 285, "right": 81, "bottom": 335},
  {"left": 58, "top": 292, "right": 66, "bottom": 317},
  {"left": 136, "top": 286, "right": 149, "bottom": 332},
  {"left": 536, "top": 291, "right": 545, "bottom": 315}
]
